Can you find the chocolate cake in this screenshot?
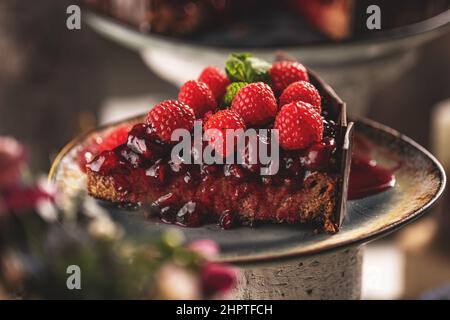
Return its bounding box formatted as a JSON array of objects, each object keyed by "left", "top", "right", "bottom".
[{"left": 84, "top": 54, "right": 352, "bottom": 232}]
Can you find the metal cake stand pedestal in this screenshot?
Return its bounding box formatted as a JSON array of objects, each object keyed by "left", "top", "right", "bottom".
[{"left": 234, "top": 247, "right": 363, "bottom": 299}]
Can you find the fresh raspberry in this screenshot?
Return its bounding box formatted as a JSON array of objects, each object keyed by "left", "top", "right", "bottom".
[
  {"left": 98, "top": 125, "right": 130, "bottom": 151},
  {"left": 198, "top": 66, "right": 230, "bottom": 101},
  {"left": 274, "top": 101, "right": 323, "bottom": 150},
  {"left": 178, "top": 80, "right": 217, "bottom": 118},
  {"left": 146, "top": 100, "right": 195, "bottom": 142},
  {"left": 279, "top": 80, "right": 321, "bottom": 112},
  {"left": 203, "top": 109, "right": 246, "bottom": 157},
  {"left": 230, "top": 82, "right": 277, "bottom": 126},
  {"left": 269, "top": 61, "right": 309, "bottom": 94}
]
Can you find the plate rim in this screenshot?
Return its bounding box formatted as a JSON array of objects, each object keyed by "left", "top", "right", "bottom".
[{"left": 49, "top": 116, "right": 446, "bottom": 264}]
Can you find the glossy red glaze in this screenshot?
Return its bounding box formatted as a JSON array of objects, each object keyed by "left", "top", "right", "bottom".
[{"left": 348, "top": 155, "right": 396, "bottom": 200}]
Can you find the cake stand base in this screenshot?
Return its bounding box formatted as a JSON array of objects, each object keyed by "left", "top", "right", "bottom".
[{"left": 233, "top": 247, "right": 363, "bottom": 300}]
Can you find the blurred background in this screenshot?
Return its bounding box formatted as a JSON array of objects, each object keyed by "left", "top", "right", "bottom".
[{"left": 0, "top": 0, "right": 449, "bottom": 299}]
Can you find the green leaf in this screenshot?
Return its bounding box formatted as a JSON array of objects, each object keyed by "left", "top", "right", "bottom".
[
  {"left": 225, "top": 53, "right": 271, "bottom": 84},
  {"left": 224, "top": 82, "right": 248, "bottom": 106}
]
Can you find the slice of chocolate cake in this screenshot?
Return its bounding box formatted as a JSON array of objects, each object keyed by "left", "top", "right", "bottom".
[{"left": 85, "top": 53, "right": 353, "bottom": 233}]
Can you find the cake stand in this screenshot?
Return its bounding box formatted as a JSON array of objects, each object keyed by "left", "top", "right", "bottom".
[
  {"left": 49, "top": 117, "right": 445, "bottom": 299},
  {"left": 84, "top": 11, "right": 450, "bottom": 116}
]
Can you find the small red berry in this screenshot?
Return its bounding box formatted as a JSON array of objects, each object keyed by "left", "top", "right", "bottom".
[
  {"left": 274, "top": 101, "right": 323, "bottom": 150},
  {"left": 178, "top": 80, "right": 217, "bottom": 118},
  {"left": 279, "top": 80, "right": 321, "bottom": 113},
  {"left": 230, "top": 82, "right": 277, "bottom": 126},
  {"left": 146, "top": 100, "right": 195, "bottom": 142},
  {"left": 98, "top": 125, "right": 130, "bottom": 152},
  {"left": 270, "top": 61, "right": 309, "bottom": 94},
  {"left": 204, "top": 109, "right": 246, "bottom": 157},
  {"left": 198, "top": 66, "right": 230, "bottom": 101}
]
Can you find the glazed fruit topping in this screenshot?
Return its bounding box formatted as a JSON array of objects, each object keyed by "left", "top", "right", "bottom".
[
  {"left": 126, "top": 123, "right": 165, "bottom": 159},
  {"left": 303, "top": 137, "right": 336, "bottom": 170},
  {"left": 146, "top": 159, "right": 168, "bottom": 186},
  {"left": 87, "top": 150, "right": 129, "bottom": 175},
  {"left": 176, "top": 201, "right": 201, "bottom": 227},
  {"left": 219, "top": 210, "right": 234, "bottom": 230}
]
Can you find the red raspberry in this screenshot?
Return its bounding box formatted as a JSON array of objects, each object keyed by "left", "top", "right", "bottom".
[
  {"left": 274, "top": 101, "right": 323, "bottom": 150},
  {"left": 98, "top": 125, "right": 130, "bottom": 151},
  {"left": 270, "top": 61, "right": 309, "bottom": 94},
  {"left": 178, "top": 80, "right": 217, "bottom": 118},
  {"left": 146, "top": 100, "right": 195, "bottom": 142},
  {"left": 230, "top": 82, "right": 277, "bottom": 126},
  {"left": 279, "top": 80, "right": 321, "bottom": 112},
  {"left": 198, "top": 66, "right": 230, "bottom": 101},
  {"left": 203, "top": 109, "right": 246, "bottom": 157}
]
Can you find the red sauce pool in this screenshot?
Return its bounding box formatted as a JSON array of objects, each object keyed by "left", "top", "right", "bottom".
[{"left": 348, "top": 155, "right": 396, "bottom": 200}]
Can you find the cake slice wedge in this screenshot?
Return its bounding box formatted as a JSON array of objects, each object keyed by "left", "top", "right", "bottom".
[{"left": 85, "top": 53, "right": 353, "bottom": 233}]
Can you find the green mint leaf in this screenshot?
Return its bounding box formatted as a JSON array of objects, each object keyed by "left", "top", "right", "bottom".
[
  {"left": 245, "top": 56, "right": 271, "bottom": 84},
  {"left": 225, "top": 53, "right": 271, "bottom": 84},
  {"left": 224, "top": 82, "right": 248, "bottom": 106}
]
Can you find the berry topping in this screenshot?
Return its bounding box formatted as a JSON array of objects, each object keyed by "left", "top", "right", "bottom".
[
  {"left": 274, "top": 101, "right": 323, "bottom": 150},
  {"left": 230, "top": 82, "right": 277, "bottom": 126},
  {"left": 178, "top": 80, "right": 217, "bottom": 117},
  {"left": 87, "top": 150, "right": 129, "bottom": 175},
  {"left": 127, "top": 123, "right": 165, "bottom": 160},
  {"left": 203, "top": 109, "right": 246, "bottom": 157},
  {"left": 223, "top": 82, "right": 247, "bottom": 106},
  {"left": 303, "top": 137, "right": 336, "bottom": 170},
  {"left": 154, "top": 192, "right": 178, "bottom": 207},
  {"left": 176, "top": 201, "right": 201, "bottom": 227},
  {"left": 279, "top": 80, "right": 321, "bottom": 112},
  {"left": 146, "top": 100, "right": 195, "bottom": 142},
  {"left": 198, "top": 66, "right": 230, "bottom": 101},
  {"left": 114, "top": 144, "right": 142, "bottom": 168},
  {"left": 270, "top": 61, "right": 309, "bottom": 94},
  {"left": 219, "top": 210, "right": 234, "bottom": 230},
  {"left": 223, "top": 164, "right": 246, "bottom": 180},
  {"left": 145, "top": 159, "right": 168, "bottom": 185}
]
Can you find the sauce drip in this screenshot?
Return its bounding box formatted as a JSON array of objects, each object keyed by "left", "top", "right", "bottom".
[{"left": 348, "top": 155, "right": 396, "bottom": 200}]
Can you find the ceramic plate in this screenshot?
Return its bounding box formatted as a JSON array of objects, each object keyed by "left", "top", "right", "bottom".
[{"left": 49, "top": 116, "right": 446, "bottom": 264}]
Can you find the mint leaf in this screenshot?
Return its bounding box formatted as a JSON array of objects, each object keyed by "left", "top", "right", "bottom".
[
  {"left": 224, "top": 82, "right": 248, "bottom": 106},
  {"left": 225, "top": 53, "right": 271, "bottom": 84}
]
